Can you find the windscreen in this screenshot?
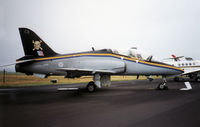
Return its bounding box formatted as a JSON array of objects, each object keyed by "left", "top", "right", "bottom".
[{"left": 110, "top": 47, "right": 160, "bottom": 62}]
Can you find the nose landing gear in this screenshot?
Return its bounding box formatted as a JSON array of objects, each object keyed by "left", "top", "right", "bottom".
[{"left": 157, "top": 77, "right": 168, "bottom": 90}]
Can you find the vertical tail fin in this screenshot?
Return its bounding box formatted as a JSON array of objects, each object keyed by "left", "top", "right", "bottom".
[
  {"left": 18, "top": 28, "right": 58, "bottom": 58},
  {"left": 171, "top": 54, "right": 177, "bottom": 59},
  {"left": 171, "top": 54, "right": 179, "bottom": 61}
]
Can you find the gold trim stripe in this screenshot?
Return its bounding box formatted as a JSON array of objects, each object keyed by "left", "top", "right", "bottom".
[{"left": 33, "top": 53, "right": 183, "bottom": 72}]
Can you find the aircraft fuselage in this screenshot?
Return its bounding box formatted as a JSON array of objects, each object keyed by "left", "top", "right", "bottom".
[{"left": 16, "top": 52, "right": 183, "bottom": 78}]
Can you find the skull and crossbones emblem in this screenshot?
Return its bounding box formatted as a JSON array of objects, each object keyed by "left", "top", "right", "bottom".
[{"left": 32, "top": 40, "right": 43, "bottom": 51}]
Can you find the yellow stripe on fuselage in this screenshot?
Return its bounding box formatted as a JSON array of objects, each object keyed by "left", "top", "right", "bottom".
[
  {"left": 122, "top": 56, "right": 183, "bottom": 71},
  {"left": 33, "top": 53, "right": 183, "bottom": 72}
]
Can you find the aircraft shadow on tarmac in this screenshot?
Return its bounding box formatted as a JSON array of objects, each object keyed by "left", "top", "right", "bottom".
[{"left": 0, "top": 79, "right": 199, "bottom": 105}]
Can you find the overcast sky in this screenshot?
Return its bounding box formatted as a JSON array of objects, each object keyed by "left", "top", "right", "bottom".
[{"left": 1, "top": 0, "right": 200, "bottom": 71}]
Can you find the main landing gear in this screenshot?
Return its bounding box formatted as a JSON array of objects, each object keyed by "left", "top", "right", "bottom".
[
  {"left": 87, "top": 81, "right": 96, "bottom": 93},
  {"left": 157, "top": 77, "right": 168, "bottom": 90},
  {"left": 86, "top": 74, "right": 111, "bottom": 93}
]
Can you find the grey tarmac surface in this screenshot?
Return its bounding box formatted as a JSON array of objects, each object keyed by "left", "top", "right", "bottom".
[{"left": 1, "top": 79, "right": 200, "bottom": 127}]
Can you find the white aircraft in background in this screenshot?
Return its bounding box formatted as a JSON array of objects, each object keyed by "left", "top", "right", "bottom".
[{"left": 163, "top": 54, "right": 200, "bottom": 82}]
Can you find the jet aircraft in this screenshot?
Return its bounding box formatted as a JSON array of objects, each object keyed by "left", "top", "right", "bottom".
[
  {"left": 15, "top": 28, "right": 184, "bottom": 92},
  {"left": 163, "top": 54, "right": 200, "bottom": 82}
]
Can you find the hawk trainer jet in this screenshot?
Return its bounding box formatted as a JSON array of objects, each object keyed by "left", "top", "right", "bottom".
[{"left": 15, "top": 28, "right": 184, "bottom": 92}]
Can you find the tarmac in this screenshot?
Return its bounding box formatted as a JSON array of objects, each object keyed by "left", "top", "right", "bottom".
[{"left": 1, "top": 79, "right": 200, "bottom": 127}]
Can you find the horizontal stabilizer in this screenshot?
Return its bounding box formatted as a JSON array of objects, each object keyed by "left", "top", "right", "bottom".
[{"left": 0, "top": 59, "right": 34, "bottom": 68}]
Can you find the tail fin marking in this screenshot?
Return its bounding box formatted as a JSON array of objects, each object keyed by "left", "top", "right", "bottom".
[{"left": 19, "top": 28, "right": 58, "bottom": 58}]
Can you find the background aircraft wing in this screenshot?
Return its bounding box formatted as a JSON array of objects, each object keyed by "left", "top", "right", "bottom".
[
  {"left": 0, "top": 59, "right": 34, "bottom": 68},
  {"left": 181, "top": 68, "right": 200, "bottom": 75}
]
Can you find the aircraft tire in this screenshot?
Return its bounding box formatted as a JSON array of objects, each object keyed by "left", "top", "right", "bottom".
[
  {"left": 157, "top": 83, "right": 168, "bottom": 90},
  {"left": 87, "top": 81, "right": 96, "bottom": 93}
]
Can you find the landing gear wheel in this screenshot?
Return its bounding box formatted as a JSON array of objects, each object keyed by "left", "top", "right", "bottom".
[
  {"left": 157, "top": 83, "right": 168, "bottom": 90},
  {"left": 87, "top": 81, "right": 96, "bottom": 93}
]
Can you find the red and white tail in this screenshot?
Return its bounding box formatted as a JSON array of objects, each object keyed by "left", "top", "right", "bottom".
[{"left": 171, "top": 54, "right": 180, "bottom": 61}]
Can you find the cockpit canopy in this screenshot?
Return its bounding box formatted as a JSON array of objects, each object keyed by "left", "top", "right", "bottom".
[{"left": 98, "top": 47, "right": 159, "bottom": 62}]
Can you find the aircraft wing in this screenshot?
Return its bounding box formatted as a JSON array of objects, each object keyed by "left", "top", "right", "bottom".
[
  {"left": 181, "top": 68, "right": 200, "bottom": 75},
  {"left": 57, "top": 59, "right": 126, "bottom": 75},
  {"left": 57, "top": 67, "right": 123, "bottom": 74}
]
